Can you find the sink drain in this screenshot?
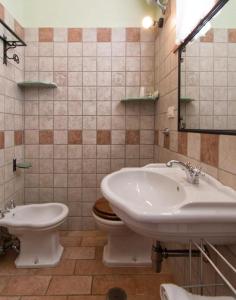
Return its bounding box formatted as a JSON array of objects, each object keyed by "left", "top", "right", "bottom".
[{"left": 107, "top": 287, "right": 127, "bottom": 300}]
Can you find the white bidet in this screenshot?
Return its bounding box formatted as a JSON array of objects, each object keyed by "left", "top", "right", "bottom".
[{"left": 0, "top": 203, "right": 68, "bottom": 268}]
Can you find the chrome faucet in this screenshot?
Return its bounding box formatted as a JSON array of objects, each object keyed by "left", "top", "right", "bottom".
[
  {"left": 0, "top": 200, "right": 16, "bottom": 219},
  {"left": 5, "top": 199, "right": 16, "bottom": 210},
  {"left": 0, "top": 208, "right": 10, "bottom": 219},
  {"left": 166, "top": 160, "right": 203, "bottom": 184}
]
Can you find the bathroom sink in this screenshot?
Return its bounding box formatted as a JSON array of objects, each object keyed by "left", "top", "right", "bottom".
[{"left": 101, "top": 164, "right": 236, "bottom": 244}]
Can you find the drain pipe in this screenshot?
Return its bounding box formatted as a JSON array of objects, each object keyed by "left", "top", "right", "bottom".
[
  {"left": 152, "top": 241, "right": 205, "bottom": 273},
  {"left": 0, "top": 227, "right": 20, "bottom": 256}
]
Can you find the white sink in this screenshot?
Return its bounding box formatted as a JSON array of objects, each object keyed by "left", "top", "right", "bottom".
[{"left": 101, "top": 164, "right": 236, "bottom": 244}]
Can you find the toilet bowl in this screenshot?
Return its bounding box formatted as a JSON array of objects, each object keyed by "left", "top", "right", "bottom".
[
  {"left": 92, "top": 198, "right": 153, "bottom": 267},
  {"left": 0, "top": 203, "right": 68, "bottom": 268}
]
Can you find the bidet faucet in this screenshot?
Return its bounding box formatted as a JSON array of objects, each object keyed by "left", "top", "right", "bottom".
[
  {"left": 0, "top": 208, "right": 10, "bottom": 219},
  {"left": 1, "top": 200, "right": 16, "bottom": 218},
  {"left": 5, "top": 199, "right": 15, "bottom": 210},
  {"left": 166, "top": 160, "right": 203, "bottom": 184}
]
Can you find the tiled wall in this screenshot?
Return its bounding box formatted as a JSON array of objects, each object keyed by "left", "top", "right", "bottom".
[
  {"left": 23, "top": 26, "right": 156, "bottom": 230},
  {"left": 154, "top": 0, "right": 236, "bottom": 295},
  {"left": 0, "top": 4, "right": 25, "bottom": 210},
  {"left": 181, "top": 28, "right": 236, "bottom": 130},
  {"left": 1, "top": 0, "right": 235, "bottom": 293}
]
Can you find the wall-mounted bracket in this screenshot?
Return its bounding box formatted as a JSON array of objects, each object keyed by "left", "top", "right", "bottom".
[{"left": 0, "top": 19, "right": 26, "bottom": 65}]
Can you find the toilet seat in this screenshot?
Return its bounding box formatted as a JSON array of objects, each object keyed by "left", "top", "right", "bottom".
[{"left": 93, "top": 198, "right": 121, "bottom": 221}]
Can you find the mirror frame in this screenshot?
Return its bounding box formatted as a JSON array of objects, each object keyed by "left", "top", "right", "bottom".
[{"left": 177, "top": 0, "right": 235, "bottom": 135}]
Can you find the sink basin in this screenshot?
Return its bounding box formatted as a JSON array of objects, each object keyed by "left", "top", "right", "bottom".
[{"left": 101, "top": 164, "right": 236, "bottom": 244}]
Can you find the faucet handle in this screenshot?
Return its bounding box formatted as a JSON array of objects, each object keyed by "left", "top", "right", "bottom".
[
  {"left": 192, "top": 166, "right": 205, "bottom": 177},
  {"left": 10, "top": 199, "right": 16, "bottom": 209},
  {"left": 5, "top": 199, "right": 15, "bottom": 210},
  {"left": 0, "top": 208, "right": 10, "bottom": 218},
  {"left": 185, "top": 161, "right": 193, "bottom": 170},
  {"left": 197, "top": 166, "right": 205, "bottom": 176}
]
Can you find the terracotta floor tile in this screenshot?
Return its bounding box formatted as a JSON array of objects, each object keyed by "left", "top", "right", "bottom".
[
  {"left": 81, "top": 236, "right": 107, "bottom": 247},
  {"left": 128, "top": 296, "right": 157, "bottom": 300},
  {"left": 64, "top": 247, "right": 95, "bottom": 260},
  {"left": 75, "top": 260, "right": 155, "bottom": 275},
  {"left": 92, "top": 274, "right": 173, "bottom": 296},
  {"left": 34, "top": 259, "right": 76, "bottom": 275},
  {"left": 60, "top": 236, "right": 82, "bottom": 247},
  {"left": 62, "top": 231, "right": 105, "bottom": 238},
  {"left": 0, "top": 231, "right": 173, "bottom": 300},
  {"left": 0, "top": 278, "right": 9, "bottom": 293},
  {"left": 21, "top": 297, "right": 67, "bottom": 300},
  {"left": 0, "top": 251, "right": 34, "bottom": 276},
  {"left": 95, "top": 247, "right": 103, "bottom": 260},
  {"left": 0, "top": 297, "right": 20, "bottom": 300},
  {"left": 47, "top": 276, "right": 92, "bottom": 295},
  {"left": 68, "top": 297, "right": 105, "bottom": 300},
  {"left": 1, "top": 276, "right": 51, "bottom": 296}
]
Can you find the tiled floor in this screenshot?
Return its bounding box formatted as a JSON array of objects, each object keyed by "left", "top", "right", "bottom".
[{"left": 0, "top": 231, "right": 174, "bottom": 300}]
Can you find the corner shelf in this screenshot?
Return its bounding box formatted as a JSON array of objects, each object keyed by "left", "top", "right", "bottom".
[
  {"left": 180, "top": 97, "right": 194, "bottom": 103},
  {"left": 13, "top": 159, "right": 32, "bottom": 172},
  {"left": 17, "top": 81, "right": 57, "bottom": 89},
  {"left": 121, "top": 96, "right": 158, "bottom": 103},
  {"left": 16, "top": 162, "right": 32, "bottom": 169}
]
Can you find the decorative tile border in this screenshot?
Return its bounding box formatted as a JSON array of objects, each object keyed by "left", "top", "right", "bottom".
[
  {"left": 68, "top": 130, "right": 83, "bottom": 145},
  {"left": 0, "top": 132, "right": 4, "bottom": 149},
  {"left": 200, "top": 28, "right": 236, "bottom": 43},
  {"left": 14, "top": 130, "right": 24, "bottom": 146},
  {"left": 157, "top": 131, "right": 220, "bottom": 168},
  {"left": 68, "top": 28, "right": 83, "bottom": 42},
  {"left": 39, "top": 27, "right": 54, "bottom": 42},
  {"left": 39, "top": 130, "right": 54, "bottom": 145},
  {"left": 200, "top": 134, "right": 219, "bottom": 167},
  {"left": 34, "top": 27, "right": 155, "bottom": 43}
]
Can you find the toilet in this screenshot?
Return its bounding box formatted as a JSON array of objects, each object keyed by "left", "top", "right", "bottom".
[
  {"left": 92, "top": 197, "right": 153, "bottom": 267},
  {"left": 0, "top": 203, "right": 68, "bottom": 268}
]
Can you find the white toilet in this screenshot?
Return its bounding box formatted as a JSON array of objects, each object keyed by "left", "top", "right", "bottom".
[
  {"left": 0, "top": 203, "right": 68, "bottom": 268},
  {"left": 92, "top": 198, "right": 153, "bottom": 267}
]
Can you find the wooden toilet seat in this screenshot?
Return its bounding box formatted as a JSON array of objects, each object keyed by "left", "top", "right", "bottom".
[{"left": 93, "top": 198, "right": 121, "bottom": 221}]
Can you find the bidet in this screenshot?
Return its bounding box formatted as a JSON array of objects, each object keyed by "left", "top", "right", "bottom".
[{"left": 0, "top": 202, "right": 68, "bottom": 268}]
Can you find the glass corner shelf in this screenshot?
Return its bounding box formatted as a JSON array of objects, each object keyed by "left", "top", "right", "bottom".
[
  {"left": 121, "top": 96, "right": 158, "bottom": 102},
  {"left": 17, "top": 81, "right": 57, "bottom": 88},
  {"left": 180, "top": 97, "right": 194, "bottom": 103},
  {"left": 13, "top": 158, "right": 32, "bottom": 172},
  {"left": 16, "top": 162, "right": 32, "bottom": 169}
]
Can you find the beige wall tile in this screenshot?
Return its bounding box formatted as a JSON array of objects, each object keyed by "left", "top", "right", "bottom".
[
  {"left": 219, "top": 135, "right": 236, "bottom": 174},
  {"left": 187, "top": 133, "right": 200, "bottom": 161}
]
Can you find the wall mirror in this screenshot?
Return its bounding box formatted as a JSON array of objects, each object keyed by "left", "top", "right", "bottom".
[{"left": 178, "top": 0, "right": 236, "bottom": 134}]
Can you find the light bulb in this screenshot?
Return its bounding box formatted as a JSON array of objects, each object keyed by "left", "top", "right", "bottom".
[{"left": 142, "top": 16, "right": 155, "bottom": 29}]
